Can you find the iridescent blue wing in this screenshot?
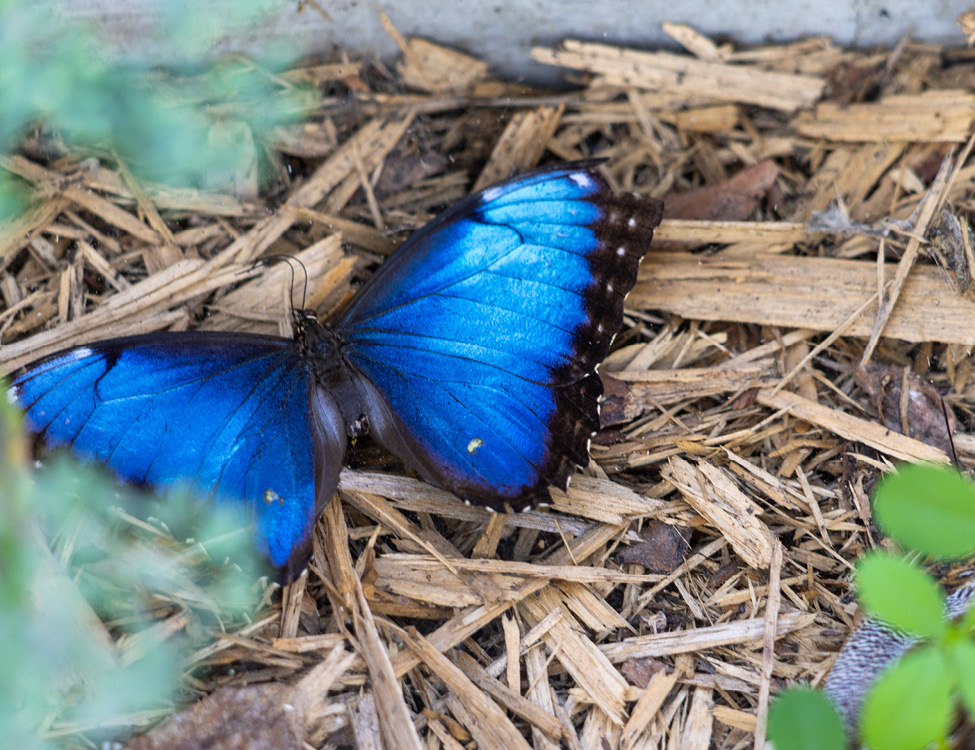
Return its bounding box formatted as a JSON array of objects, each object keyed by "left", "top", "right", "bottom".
[
  {"left": 8, "top": 333, "right": 346, "bottom": 578},
  {"left": 337, "top": 163, "right": 663, "bottom": 510}
]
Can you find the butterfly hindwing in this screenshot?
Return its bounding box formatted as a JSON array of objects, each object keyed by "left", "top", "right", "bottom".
[
  {"left": 9, "top": 332, "right": 346, "bottom": 576},
  {"left": 337, "top": 163, "right": 663, "bottom": 509}
]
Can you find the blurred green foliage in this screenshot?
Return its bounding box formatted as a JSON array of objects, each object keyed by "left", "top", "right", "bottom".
[
  {"left": 0, "top": 0, "right": 315, "bottom": 218},
  {"left": 770, "top": 464, "right": 975, "bottom": 750},
  {"left": 873, "top": 462, "right": 975, "bottom": 559},
  {"left": 767, "top": 687, "right": 847, "bottom": 750},
  {"left": 0, "top": 388, "right": 269, "bottom": 747},
  {"left": 0, "top": 1, "right": 311, "bottom": 744}
]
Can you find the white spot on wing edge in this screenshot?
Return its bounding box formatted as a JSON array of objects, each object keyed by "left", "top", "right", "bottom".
[
  {"left": 480, "top": 186, "right": 503, "bottom": 203},
  {"left": 67, "top": 346, "right": 94, "bottom": 361},
  {"left": 616, "top": 247, "right": 626, "bottom": 256},
  {"left": 37, "top": 346, "right": 96, "bottom": 371},
  {"left": 6, "top": 385, "right": 19, "bottom": 406},
  {"left": 627, "top": 217, "right": 637, "bottom": 228},
  {"left": 569, "top": 173, "right": 594, "bottom": 189}
]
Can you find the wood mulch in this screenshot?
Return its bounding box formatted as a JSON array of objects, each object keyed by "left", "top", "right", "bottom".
[{"left": 5, "top": 17, "right": 975, "bottom": 750}]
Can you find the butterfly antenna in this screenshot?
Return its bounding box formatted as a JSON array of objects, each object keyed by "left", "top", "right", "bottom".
[
  {"left": 295, "top": 257, "right": 309, "bottom": 311},
  {"left": 251, "top": 254, "right": 310, "bottom": 315}
]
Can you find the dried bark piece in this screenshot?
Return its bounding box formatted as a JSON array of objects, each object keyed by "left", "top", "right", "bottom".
[
  {"left": 928, "top": 205, "right": 973, "bottom": 293},
  {"left": 600, "top": 364, "right": 772, "bottom": 426},
  {"left": 127, "top": 684, "right": 305, "bottom": 750},
  {"left": 473, "top": 105, "right": 564, "bottom": 190},
  {"left": 374, "top": 152, "right": 448, "bottom": 196},
  {"left": 633, "top": 252, "right": 975, "bottom": 347},
  {"left": 127, "top": 646, "right": 356, "bottom": 750},
  {"left": 794, "top": 90, "right": 975, "bottom": 142},
  {"left": 824, "top": 59, "right": 885, "bottom": 104},
  {"left": 533, "top": 41, "right": 824, "bottom": 111},
  {"left": 397, "top": 37, "right": 490, "bottom": 94}
]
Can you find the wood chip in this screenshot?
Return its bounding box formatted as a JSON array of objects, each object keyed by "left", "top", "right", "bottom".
[
  {"left": 473, "top": 105, "right": 565, "bottom": 190},
  {"left": 795, "top": 90, "right": 975, "bottom": 142},
  {"left": 533, "top": 40, "right": 824, "bottom": 111},
  {"left": 634, "top": 252, "right": 975, "bottom": 346},
  {"left": 405, "top": 630, "right": 533, "bottom": 750},
  {"left": 756, "top": 388, "right": 949, "bottom": 463},
  {"left": 662, "top": 458, "right": 775, "bottom": 569}
]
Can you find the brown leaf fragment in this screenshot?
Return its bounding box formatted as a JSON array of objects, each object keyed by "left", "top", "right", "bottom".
[
  {"left": 127, "top": 684, "right": 305, "bottom": 750},
  {"left": 662, "top": 160, "right": 780, "bottom": 222},
  {"left": 928, "top": 205, "right": 972, "bottom": 293},
  {"left": 616, "top": 520, "right": 690, "bottom": 574},
  {"left": 853, "top": 361, "right": 956, "bottom": 455},
  {"left": 730, "top": 388, "right": 760, "bottom": 411},
  {"left": 620, "top": 656, "right": 669, "bottom": 689}
]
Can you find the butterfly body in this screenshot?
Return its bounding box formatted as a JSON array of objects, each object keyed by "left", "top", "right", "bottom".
[{"left": 8, "top": 162, "right": 663, "bottom": 579}]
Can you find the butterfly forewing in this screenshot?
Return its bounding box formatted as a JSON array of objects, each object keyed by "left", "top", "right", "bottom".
[
  {"left": 337, "top": 163, "right": 663, "bottom": 510},
  {"left": 9, "top": 333, "right": 344, "bottom": 572}
]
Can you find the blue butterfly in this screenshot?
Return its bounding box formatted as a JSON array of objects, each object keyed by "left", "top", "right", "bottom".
[{"left": 8, "top": 162, "right": 663, "bottom": 580}]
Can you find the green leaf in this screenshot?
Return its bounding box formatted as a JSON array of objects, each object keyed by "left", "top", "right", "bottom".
[
  {"left": 874, "top": 463, "right": 975, "bottom": 559},
  {"left": 856, "top": 553, "right": 946, "bottom": 638},
  {"left": 950, "top": 638, "right": 975, "bottom": 721},
  {"left": 768, "top": 687, "right": 848, "bottom": 750},
  {"left": 860, "top": 646, "right": 953, "bottom": 750}
]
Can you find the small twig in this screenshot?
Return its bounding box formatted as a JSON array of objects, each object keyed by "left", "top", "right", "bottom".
[{"left": 753, "top": 539, "right": 783, "bottom": 750}]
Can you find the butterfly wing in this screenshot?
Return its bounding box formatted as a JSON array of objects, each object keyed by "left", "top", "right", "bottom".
[
  {"left": 336, "top": 163, "right": 663, "bottom": 509},
  {"left": 8, "top": 332, "right": 346, "bottom": 577}
]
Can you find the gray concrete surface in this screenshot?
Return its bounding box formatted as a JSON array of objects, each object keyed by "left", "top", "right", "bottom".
[{"left": 58, "top": 0, "right": 973, "bottom": 80}]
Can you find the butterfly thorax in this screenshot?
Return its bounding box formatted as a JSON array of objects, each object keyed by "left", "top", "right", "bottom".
[
  {"left": 292, "top": 310, "right": 350, "bottom": 386},
  {"left": 292, "top": 310, "right": 371, "bottom": 441}
]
